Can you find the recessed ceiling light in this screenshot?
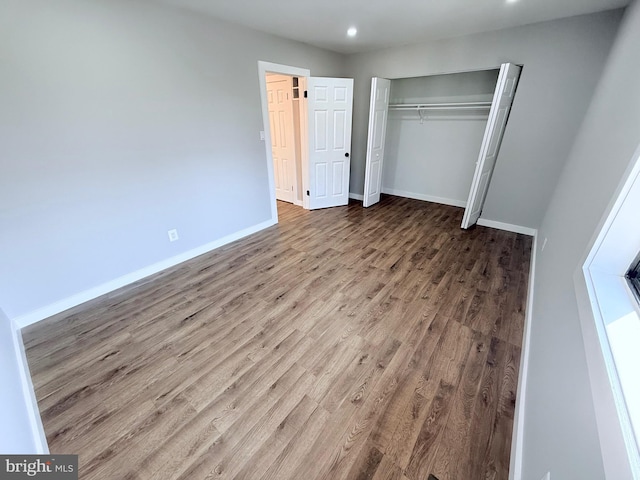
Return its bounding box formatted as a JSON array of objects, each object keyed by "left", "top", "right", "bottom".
[
  {"left": 347, "top": 27, "right": 357, "bottom": 37},
  {"left": 506, "top": 0, "right": 519, "bottom": 3}
]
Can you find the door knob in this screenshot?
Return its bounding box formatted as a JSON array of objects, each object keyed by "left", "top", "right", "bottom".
[{"left": 345, "top": 153, "right": 350, "bottom": 157}]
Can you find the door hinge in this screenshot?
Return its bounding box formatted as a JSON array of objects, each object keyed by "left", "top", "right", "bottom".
[
  {"left": 304, "top": 90, "right": 308, "bottom": 98},
  {"left": 306, "top": 190, "right": 310, "bottom": 196}
]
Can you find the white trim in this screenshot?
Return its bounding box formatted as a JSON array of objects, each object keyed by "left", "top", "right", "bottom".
[
  {"left": 477, "top": 218, "right": 537, "bottom": 237},
  {"left": 509, "top": 233, "right": 538, "bottom": 480},
  {"left": 13, "top": 219, "right": 275, "bottom": 328},
  {"left": 298, "top": 76, "right": 310, "bottom": 210},
  {"left": 361, "top": 189, "right": 538, "bottom": 239},
  {"left": 586, "top": 272, "right": 639, "bottom": 473},
  {"left": 11, "top": 319, "right": 48, "bottom": 453},
  {"left": 349, "top": 192, "right": 364, "bottom": 201},
  {"left": 258, "top": 61, "right": 311, "bottom": 216},
  {"left": 381, "top": 187, "right": 467, "bottom": 208},
  {"left": 573, "top": 143, "right": 640, "bottom": 480},
  {"left": 575, "top": 272, "right": 638, "bottom": 480}
]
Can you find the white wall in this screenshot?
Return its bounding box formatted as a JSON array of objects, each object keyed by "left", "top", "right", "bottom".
[
  {"left": 522, "top": 1, "right": 640, "bottom": 478},
  {"left": 382, "top": 70, "right": 499, "bottom": 206},
  {"left": 344, "top": 10, "right": 622, "bottom": 229},
  {"left": 0, "top": 0, "right": 344, "bottom": 321},
  {"left": 2, "top": 0, "right": 636, "bottom": 472}
]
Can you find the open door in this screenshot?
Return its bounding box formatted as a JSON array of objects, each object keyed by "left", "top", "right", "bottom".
[
  {"left": 363, "top": 77, "right": 391, "bottom": 208},
  {"left": 266, "top": 75, "right": 296, "bottom": 203},
  {"left": 461, "top": 63, "right": 521, "bottom": 229},
  {"left": 307, "top": 77, "right": 354, "bottom": 210}
]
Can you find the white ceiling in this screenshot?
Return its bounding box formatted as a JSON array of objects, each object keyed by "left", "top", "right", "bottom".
[{"left": 153, "top": 0, "right": 629, "bottom": 54}]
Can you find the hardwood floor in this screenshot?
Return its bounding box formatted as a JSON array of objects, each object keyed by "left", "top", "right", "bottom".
[{"left": 23, "top": 195, "right": 532, "bottom": 480}]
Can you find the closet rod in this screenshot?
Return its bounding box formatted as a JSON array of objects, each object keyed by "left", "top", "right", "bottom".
[{"left": 388, "top": 101, "right": 492, "bottom": 110}]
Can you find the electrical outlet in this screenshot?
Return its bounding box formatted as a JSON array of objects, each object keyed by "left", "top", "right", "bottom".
[
  {"left": 541, "top": 237, "right": 548, "bottom": 252},
  {"left": 541, "top": 472, "right": 551, "bottom": 480},
  {"left": 259, "top": 130, "right": 265, "bottom": 141},
  {"left": 168, "top": 229, "right": 179, "bottom": 242}
]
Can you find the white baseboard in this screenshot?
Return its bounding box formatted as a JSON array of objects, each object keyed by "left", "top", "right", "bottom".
[
  {"left": 12, "top": 219, "right": 276, "bottom": 329},
  {"left": 381, "top": 188, "right": 467, "bottom": 208},
  {"left": 348, "top": 192, "right": 364, "bottom": 201},
  {"left": 372, "top": 188, "right": 537, "bottom": 237},
  {"left": 477, "top": 218, "right": 537, "bottom": 237},
  {"left": 11, "top": 319, "right": 48, "bottom": 453},
  {"left": 509, "top": 233, "right": 538, "bottom": 480}
]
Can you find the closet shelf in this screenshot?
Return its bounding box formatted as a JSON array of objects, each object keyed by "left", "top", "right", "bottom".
[
  {"left": 389, "top": 101, "right": 492, "bottom": 123},
  {"left": 388, "top": 101, "right": 492, "bottom": 111}
]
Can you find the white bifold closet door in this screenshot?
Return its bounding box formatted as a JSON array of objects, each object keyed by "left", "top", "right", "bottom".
[
  {"left": 362, "top": 63, "right": 521, "bottom": 227},
  {"left": 363, "top": 77, "right": 391, "bottom": 208},
  {"left": 461, "top": 63, "right": 522, "bottom": 228},
  {"left": 307, "top": 77, "right": 354, "bottom": 210}
]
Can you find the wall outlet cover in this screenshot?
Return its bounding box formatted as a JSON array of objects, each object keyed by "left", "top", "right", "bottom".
[{"left": 168, "top": 229, "right": 179, "bottom": 242}]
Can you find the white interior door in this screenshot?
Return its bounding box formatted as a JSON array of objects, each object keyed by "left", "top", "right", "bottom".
[
  {"left": 363, "top": 77, "right": 391, "bottom": 208},
  {"left": 461, "top": 63, "right": 522, "bottom": 229},
  {"left": 307, "top": 77, "right": 354, "bottom": 210},
  {"left": 267, "top": 76, "right": 296, "bottom": 203}
]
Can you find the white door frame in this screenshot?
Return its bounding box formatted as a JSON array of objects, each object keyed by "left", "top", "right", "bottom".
[{"left": 258, "top": 61, "right": 310, "bottom": 223}]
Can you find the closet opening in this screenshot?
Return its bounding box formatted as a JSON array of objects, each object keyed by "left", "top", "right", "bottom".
[{"left": 363, "top": 63, "right": 522, "bottom": 229}]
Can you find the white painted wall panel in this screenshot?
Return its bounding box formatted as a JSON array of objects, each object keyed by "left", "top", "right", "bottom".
[
  {"left": 0, "top": 0, "right": 344, "bottom": 320},
  {"left": 345, "top": 10, "right": 623, "bottom": 229},
  {"left": 529, "top": 2, "right": 640, "bottom": 478},
  {"left": 383, "top": 116, "right": 487, "bottom": 205}
]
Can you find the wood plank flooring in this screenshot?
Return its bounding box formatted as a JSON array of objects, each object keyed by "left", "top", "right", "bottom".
[{"left": 23, "top": 195, "right": 532, "bottom": 480}]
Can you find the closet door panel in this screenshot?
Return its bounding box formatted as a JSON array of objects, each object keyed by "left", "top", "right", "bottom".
[
  {"left": 462, "top": 63, "right": 522, "bottom": 229},
  {"left": 363, "top": 77, "right": 391, "bottom": 207}
]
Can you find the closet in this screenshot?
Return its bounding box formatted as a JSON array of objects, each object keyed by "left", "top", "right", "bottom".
[{"left": 363, "top": 63, "right": 521, "bottom": 228}]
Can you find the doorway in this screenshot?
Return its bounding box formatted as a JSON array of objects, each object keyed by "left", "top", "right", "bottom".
[
  {"left": 362, "top": 63, "right": 522, "bottom": 229},
  {"left": 258, "top": 62, "right": 310, "bottom": 221},
  {"left": 258, "top": 61, "right": 354, "bottom": 221},
  {"left": 265, "top": 73, "right": 304, "bottom": 206}
]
